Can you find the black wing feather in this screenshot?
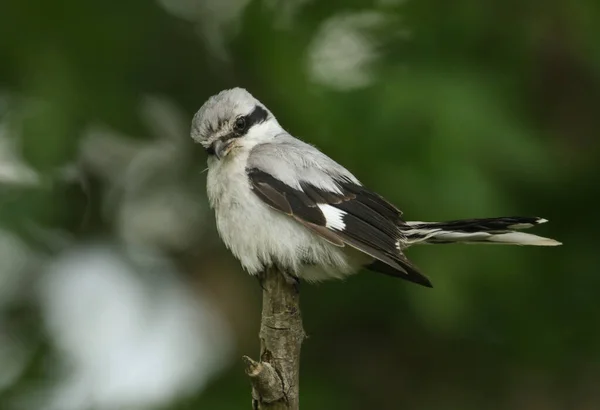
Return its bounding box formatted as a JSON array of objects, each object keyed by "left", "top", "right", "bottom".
[
  {"left": 414, "top": 217, "right": 541, "bottom": 232},
  {"left": 249, "top": 168, "right": 325, "bottom": 225},
  {"left": 252, "top": 182, "right": 292, "bottom": 214},
  {"left": 247, "top": 168, "right": 431, "bottom": 287},
  {"left": 335, "top": 199, "right": 400, "bottom": 239},
  {"left": 339, "top": 180, "right": 404, "bottom": 223}
]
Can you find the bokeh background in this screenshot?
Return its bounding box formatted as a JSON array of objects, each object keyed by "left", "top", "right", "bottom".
[{"left": 1, "top": 0, "right": 599, "bottom": 409}]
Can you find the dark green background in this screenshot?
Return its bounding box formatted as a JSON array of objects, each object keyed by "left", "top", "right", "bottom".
[{"left": 1, "top": 0, "right": 599, "bottom": 409}]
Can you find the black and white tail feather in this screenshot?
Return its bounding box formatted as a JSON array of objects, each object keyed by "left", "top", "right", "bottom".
[
  {"left": 404, "top": 217, "right": 559, "bottom": 246},
  {"left": 192, "top": 87, "right": 561, "bottom": 289}
]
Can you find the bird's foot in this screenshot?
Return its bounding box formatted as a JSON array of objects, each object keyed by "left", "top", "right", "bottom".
[
  {"left": 255, "top": 270, "right": 267, "bottom": 291},
  {"left": 256, "top": 267, "right": 300, "bottom": 293},
  {"left": 282, "top": 270, "right": 300, "bottom": 293}
]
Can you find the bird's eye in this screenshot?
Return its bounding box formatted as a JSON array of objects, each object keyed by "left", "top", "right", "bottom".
[{"left": 234, "top": 117, "right": 247, "bottom": 132}]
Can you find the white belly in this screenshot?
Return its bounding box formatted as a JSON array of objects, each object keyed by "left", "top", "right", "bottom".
[{"left": 206, "top": 156, "right": 362, "bottom": 281}]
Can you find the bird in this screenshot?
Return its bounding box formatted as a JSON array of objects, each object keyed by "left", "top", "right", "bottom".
[{"left": 191, "top": 88, "right": 561, "bottom": 288}]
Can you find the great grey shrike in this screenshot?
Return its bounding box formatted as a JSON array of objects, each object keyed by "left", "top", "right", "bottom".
[{"left": 191, "top": 88, "right": 560, "bottom": 287}]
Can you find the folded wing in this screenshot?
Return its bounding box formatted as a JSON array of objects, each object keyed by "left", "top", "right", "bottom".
[{"left": 246, "top": 138, "right": 431, "bottom": 287}]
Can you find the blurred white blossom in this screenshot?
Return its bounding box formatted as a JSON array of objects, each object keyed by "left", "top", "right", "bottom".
[
  {"left": 264, "top": 0, "right": 314, "bottom": 29},
  {"left": 0, "top": 92, "right": 84, "bottom": 189},
  {"left": 0, "top": 107, "right": 40, "bottom": 186},
  {"left": 307, "top": 11, "right": 388, "bottom": 91},
  {"left": 81, "top": 96, "right": 208, "bottom": 253},
  {"left": 38, "top": 244, "right": 233, "bottom": 410},
  {"left": 0, "top": 229, "right": 33, "bottom": 308},
  {"left": 156, "top": 0, "right": 251, "bottom": 61},
  {"left": 0, "top": 330, "right": 31, "bottom": 392},
  {"left": 0, "top": 229, "right": 36, "bottom": 392},
  {"left": 157, "top": 0, "right": 316, "bottom": 59}
]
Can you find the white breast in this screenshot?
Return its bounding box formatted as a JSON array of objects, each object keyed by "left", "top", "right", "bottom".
[{"left": 206, "top": 154, "right": 361, "bottom": 281}]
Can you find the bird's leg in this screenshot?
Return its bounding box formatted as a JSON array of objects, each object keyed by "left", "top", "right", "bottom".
[
  {"left": 257, "top": 265, "right": 300, "bottom": 292},
  {"left": 281, "top": 270, "right": 300, "bottom": 293},
  {"left": 255, "top": 269, "right": 267, "bottom": 291}
]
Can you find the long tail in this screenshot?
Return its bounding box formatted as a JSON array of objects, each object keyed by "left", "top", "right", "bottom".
[{"left": 403, "top": 217, "right": 561, "bottom": 246}]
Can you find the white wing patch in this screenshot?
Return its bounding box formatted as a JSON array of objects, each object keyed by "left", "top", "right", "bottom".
[{"left": 318, "top": 204, "right": 346, "bottom": 230}]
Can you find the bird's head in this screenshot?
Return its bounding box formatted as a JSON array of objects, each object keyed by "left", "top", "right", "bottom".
[{"left": 191, "top": 88, "right": 280, "bottom": 160}]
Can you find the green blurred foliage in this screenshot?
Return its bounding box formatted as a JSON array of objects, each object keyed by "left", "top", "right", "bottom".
[{"left": 1, "top": 0, "right": 599, "bottom": 409}]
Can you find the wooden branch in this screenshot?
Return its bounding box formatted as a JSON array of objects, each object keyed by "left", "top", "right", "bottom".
[{"left": 244, "top": 267, "right": 305, "bottom": 410}]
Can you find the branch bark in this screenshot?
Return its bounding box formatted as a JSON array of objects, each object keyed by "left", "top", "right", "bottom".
[{"left": 244, "top": 267, "right": 305, "bottom": 409}]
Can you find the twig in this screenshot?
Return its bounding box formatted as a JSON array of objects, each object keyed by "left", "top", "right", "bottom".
[{"left": 244, "top": 267, "right": 305, "bottom": 409}]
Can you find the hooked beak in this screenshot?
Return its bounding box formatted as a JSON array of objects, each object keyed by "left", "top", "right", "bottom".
[{"left": 212, "top": 137, "right": 235, "bottom": 160}]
